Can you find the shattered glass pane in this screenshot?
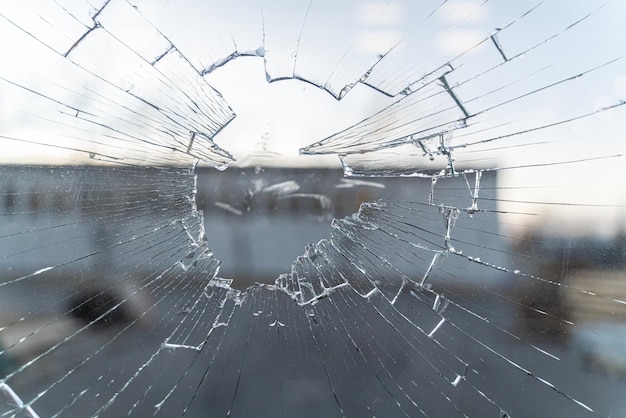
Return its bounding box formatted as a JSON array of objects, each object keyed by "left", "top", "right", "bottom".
[{"left": 1, "top": 0, "right": 626, "bottom": 416}]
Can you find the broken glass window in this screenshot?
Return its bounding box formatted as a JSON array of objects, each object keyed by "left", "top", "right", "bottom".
[{"left": 1, "top": 0, "right": 626, "bottom": 416}]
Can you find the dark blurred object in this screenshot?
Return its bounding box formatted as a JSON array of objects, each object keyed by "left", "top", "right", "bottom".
[{"left": 69, "top": 289, "right": 130, "bottom": 329}]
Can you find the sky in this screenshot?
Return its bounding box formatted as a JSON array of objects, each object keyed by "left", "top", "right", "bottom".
[
  {"left": 203, "top": 57, "right": 396, "bottom": 168},
  {"left": 0, "top": 0, "right": 625, "bottom": 233}
]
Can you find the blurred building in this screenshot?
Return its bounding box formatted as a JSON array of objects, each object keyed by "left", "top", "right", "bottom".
[{"left": 0, "top": 165, "right": 503, "bottom": 288}]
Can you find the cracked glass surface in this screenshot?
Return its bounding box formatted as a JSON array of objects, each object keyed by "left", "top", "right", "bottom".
[{"left": 1, "top": 0, "right": 626, "bottom": 416}]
